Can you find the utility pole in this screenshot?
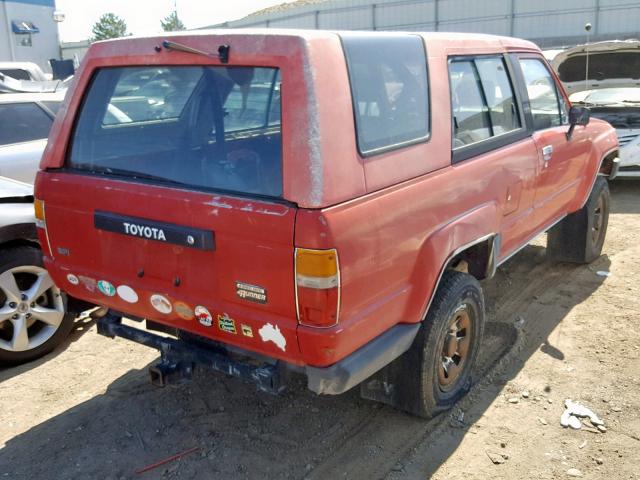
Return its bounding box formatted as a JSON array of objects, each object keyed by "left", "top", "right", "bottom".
[{"left": 585, "top": 22, "right": 592, "bottom": 92}]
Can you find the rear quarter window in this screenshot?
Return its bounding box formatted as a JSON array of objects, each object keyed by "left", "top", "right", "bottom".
[{"left": 342, "top": 34, "right": 430, "bottom": 155}]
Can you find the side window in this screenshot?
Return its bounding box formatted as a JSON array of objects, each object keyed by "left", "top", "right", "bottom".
[
  {"left": 0, "top": 102, "right": 52, "bottom": 145},
  {"left": 518, "top": 59, "right": 567, "bottom": 130},
  {"left": 475, "top": 57, "right": 521, "bottom": 135},
  {"left": 342, "top": 34, "right": 429, "bottom": 154},
  {"left": 449, "top": 56, "right": 521, "bottom": 148}
]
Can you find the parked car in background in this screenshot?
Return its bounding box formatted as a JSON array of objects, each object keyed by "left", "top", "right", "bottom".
[
  {"left": 0, "top": 92, "right": 64, "bottom": 184},
  {"left": 36, "top": 30, "right": 617, "bottom": 417},
  {"left": 0, "top": 61, "right": 50, "bottom": 81},
  {"left": 0, "top": 176, "right": 75, "bottom": 365},
  {"left": 553, "top": 40, "right": 640, "bottom": 177}
]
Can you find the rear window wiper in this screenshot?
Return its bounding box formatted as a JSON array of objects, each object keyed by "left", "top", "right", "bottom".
[
  {"left": 74, "top": 164, "right": 193, "bottom": 188},
  {"left": 162, "top": 40, "right": 230, "bottom": 64}
]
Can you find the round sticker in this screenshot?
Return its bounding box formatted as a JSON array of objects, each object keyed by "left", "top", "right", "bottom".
[
  {"left": 97, "top": 280, "right": 116, "bottom": 297},
  {"left": 66, "top": 273, "right": 79, "bottom": 285},
  {"left": 195, "top": 305, "right": 212, "bottom": 327},
  {"left": 174, "top": 301, "right": 194, "bottom": 320},
  {"left": 117, "top": 285, "right": 139, "bottom": 303},
  {"left": 150, "top": 294, "right": 172, "bottom": 314}
]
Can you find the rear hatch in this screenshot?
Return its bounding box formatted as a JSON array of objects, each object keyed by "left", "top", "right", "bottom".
[{"left": 37, "top": 63, "right": 302, "bottom": 362}]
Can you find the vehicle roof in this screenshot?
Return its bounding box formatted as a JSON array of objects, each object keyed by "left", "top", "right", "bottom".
[
  {"left": 0, "top": 91, "right": 65, "bottom": 104},
  {"left": 95, "top": 28, "right": 539, "bottom": 52}
]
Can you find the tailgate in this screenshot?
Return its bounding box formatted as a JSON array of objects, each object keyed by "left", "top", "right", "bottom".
[{"left": 38, "top": 172, "right": 300, "bottom": 362}]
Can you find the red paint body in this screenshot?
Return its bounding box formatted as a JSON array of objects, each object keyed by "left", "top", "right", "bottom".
[{"left": 35, "top": 30, "right": 618, "bottom": 368}]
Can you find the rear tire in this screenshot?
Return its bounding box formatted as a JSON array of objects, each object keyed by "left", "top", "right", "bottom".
[
  {"left": 0, "top": 246, "right": 75, "bottom": 366},
  {"left": 547, "top": 176, "right": 610, "bottom": 264},
  {"left": 401, "top": 271, "right": 485, "bottom": 418}
]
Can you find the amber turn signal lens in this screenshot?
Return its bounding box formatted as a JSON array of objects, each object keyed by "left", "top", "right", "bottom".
[
  {"left": 34, "top": 199, "right": 45, "bottom": 227},
  {"left": 295, "top": 248, "right": 338, "bottom": 278}
]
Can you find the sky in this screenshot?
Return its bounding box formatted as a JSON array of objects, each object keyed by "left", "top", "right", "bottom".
[{"left": 55, "top": 0, "right": 297, "bottom": 42}]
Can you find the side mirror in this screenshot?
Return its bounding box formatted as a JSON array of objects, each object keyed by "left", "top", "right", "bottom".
[{"left": 566, "top": 106, "right": 590, "bottom": 139}]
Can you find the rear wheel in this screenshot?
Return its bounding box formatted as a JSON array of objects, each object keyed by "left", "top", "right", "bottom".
[
  {"left": 0, "top": 246, "right": 75, "bottom": 366},
  {"left": 547, "top": 176, "right": 610, "bottom": 264},
  {"left": 402, "top": 271, "right": 485, "bottom": 418}
]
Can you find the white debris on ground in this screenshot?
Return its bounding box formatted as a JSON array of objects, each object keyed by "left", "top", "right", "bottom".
[{"left": 560, "top": 399, "right": 605, "bottom": 430}]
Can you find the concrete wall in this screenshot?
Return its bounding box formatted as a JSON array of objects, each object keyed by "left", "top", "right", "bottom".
[
  {"left": 212, "top": 0, "right": 640, "bottom": 49},
  {"left": 0, "top": 0, "right": 59, "bottom": 72}
]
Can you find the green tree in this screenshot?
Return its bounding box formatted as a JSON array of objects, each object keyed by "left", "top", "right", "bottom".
[
  {"left": 91, "top": 13, "right": 129, "bottom": 41},
  {"left": 161, "top": 11, "right": 186, "bottom": 32}
]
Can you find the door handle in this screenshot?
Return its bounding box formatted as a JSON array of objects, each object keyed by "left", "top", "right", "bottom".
[{"left": 542, "top": 145, "right": 553, "bottom": 162}]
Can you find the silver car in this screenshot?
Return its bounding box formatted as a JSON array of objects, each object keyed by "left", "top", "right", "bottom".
[
  {"left": 553, "top": 40, "right": 640, "bottom": 178},
  {"left": 0, "top": 91, "right": 64, "bottom": 184},
  {"left": 0, "top": 176, "right": 75, "bottom": 365}
]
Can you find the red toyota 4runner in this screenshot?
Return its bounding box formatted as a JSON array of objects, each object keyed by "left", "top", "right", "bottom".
[{"left": 34, "top": 30, "right": 618, "bottom": 417}]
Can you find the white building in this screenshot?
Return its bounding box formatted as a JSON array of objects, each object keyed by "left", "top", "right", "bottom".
[
  {"left": 0, "top": 0, "right": 60, "bottom": 73},
  {"left": 210, "top": 0, "right": 640, "bottom": 49}
]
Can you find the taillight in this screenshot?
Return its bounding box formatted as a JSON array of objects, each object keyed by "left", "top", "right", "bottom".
[
  {"left": 295, "top": 248, "right": 340, "bottom": 328},
  {"left": 34, "top": 198, "right": 53, "bottom": 257},
  {"left": 34, "top": 198, "right": 46, "bottom": 228}
]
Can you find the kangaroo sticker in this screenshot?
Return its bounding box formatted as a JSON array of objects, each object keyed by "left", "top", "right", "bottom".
[{"left": 258, "top": 323, "right": 286, "bottom": 352}]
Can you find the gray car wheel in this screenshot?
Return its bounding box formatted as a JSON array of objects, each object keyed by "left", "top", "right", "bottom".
[{"left": 0, "top": 246, "right": 74, "bottom": 365}]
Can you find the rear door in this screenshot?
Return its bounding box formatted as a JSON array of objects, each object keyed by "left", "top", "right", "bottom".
[
  {"left": 514, "top": 56, "right": 591, "bottom": 227},
  {"left": 38, "top": 65, "right": 302, "bottom": 362}
]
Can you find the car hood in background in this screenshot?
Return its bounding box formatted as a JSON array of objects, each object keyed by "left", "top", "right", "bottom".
[
  {"left": 0, "top": 73, "right": 69, "bottom": 94},
  {"left": 0, "top": 176, "right": 33, "bottom": 201},
  {"left": 552, "top": 40, "right": 640, "bottom": 95}
]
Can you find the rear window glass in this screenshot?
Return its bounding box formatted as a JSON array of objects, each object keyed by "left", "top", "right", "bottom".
[
  {"left": 342, "top": 34, "right": 429, "bottom": 155},
  {"left": 69, "top": 66, "right": 282, "bottom": 198},
  {"left": 0, "top": 102, "right": 52, "bottom": 145}
]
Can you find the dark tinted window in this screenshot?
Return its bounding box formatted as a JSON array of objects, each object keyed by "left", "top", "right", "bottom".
[
  {"left": 519, "top": 59, "right": 566, "bottom": 130},
  {"left": 0, "top": 102, "right": 53, "bottom": 145},
  {"left": 69, "top": 66, "right": 282, "bottom": 198},
  {"left": 342, "top": 34, "right": 429, "bottom": 154},
  {"left": 0, "top": 68, "right": 31, "bottom": 80},
  {"left": 449, "top": 56, "right": 521, "bottom": 148}
]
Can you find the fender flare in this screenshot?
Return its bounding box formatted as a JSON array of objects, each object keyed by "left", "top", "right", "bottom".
[{"left": 408, "top": 201, "right": 500, "bottom": 323}]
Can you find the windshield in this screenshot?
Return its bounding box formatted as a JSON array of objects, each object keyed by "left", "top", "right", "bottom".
[
  {"left": 68, "top": 66, "right": 282, "bottom": 198},
  {"left": 570, "top": 87, "right": 640, "bottom": 106}
]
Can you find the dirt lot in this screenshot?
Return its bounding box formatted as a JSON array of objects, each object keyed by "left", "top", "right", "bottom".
[{"left": 1, "top": 181, "right": 639, "bottom": 480}]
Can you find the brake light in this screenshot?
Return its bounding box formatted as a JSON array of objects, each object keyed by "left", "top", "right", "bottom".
[
  {"left": 34, "top": 198, "right": 46, "bottom": 228},
  {"left": 295, "top": 248, "right": 340, "bottom": 328}
]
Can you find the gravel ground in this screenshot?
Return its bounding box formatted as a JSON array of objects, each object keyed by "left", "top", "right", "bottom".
[{"left": 0, "top": 181, "right": 638, "bottom": 480}]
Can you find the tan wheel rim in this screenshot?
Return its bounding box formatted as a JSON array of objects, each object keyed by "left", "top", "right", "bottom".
[
  {"left": 438, "top": 305, "right": 472, "bottom": 392},
  {"left": 592, "top": 193, "right": 605, "bottom": 245}
]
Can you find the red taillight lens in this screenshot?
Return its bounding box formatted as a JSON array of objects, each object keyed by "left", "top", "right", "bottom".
[{"left": 295, "top": 248, "right": 340, "bottom": 328}]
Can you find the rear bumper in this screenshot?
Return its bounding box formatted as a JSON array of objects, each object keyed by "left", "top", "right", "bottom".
[
  {"left": 305, "top": 323, "right": 420, "bottom": 394},
  {"left": 97, "top": 313, "right": 420, "bottom": 395}
]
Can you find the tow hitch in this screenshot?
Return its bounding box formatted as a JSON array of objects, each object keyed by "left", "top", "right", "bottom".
[{"left": 97, "top": 313, "right": 286, "bottom": 394}]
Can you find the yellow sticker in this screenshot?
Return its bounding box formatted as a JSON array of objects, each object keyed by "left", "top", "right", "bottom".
[
  {"left": 217, "top": 314, "right": 237, "bottom": 334},
  {"left": 240, "top": 324, "right": 253, "bottom": 338}
]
